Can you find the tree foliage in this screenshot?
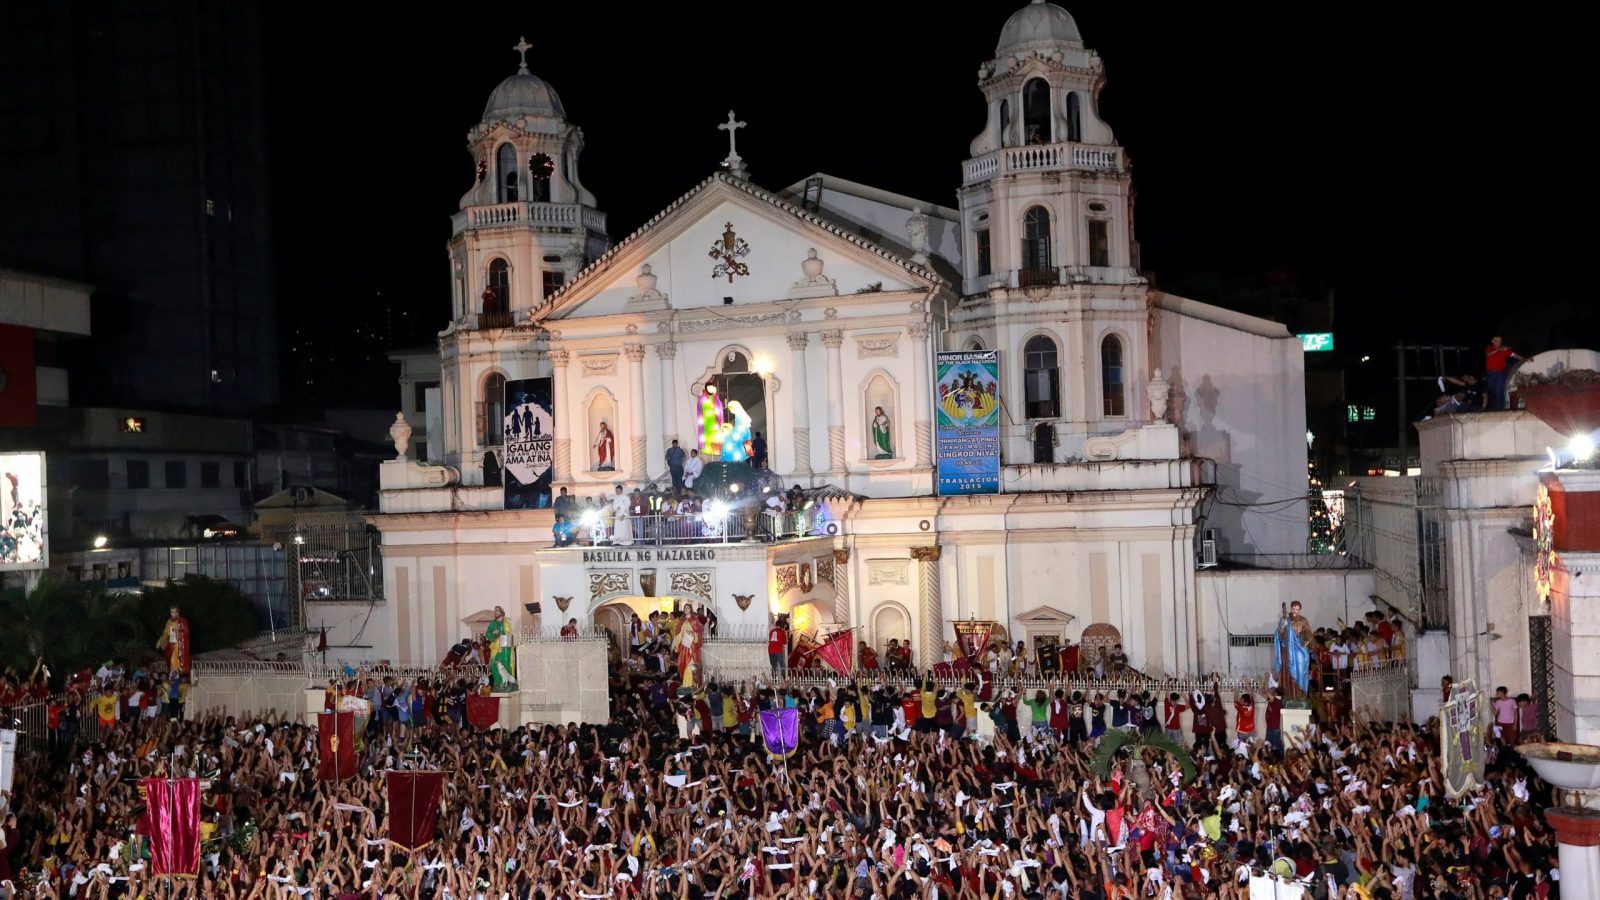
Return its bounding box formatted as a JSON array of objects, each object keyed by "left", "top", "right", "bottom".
[{"left": 0, "top": 575, "right": 257, "bottom": 681}]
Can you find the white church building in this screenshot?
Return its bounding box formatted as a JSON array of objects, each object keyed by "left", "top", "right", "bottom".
[{"left": 353, "top": 1, "right": 1318, "bottom": 678}]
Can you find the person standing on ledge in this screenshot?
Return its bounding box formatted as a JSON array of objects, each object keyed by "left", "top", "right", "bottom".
[
  {"left": 665, "top": 439, "right": 687, "bottom": 496},
  {"left": 1484, "top": 335, "right": 1523, "bottom": 411}
]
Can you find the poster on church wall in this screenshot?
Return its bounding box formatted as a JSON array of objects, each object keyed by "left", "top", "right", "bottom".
[
  {"left": 503, "top": 378, "right": 553, "bottom": 510},
  {"left": 935, "top": 351, "right": 1001, "bottom": 495},
  {"left": 0, "top": 451, "right": 48, "bottom": 571}
]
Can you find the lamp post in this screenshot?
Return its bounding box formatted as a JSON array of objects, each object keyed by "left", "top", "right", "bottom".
[{"left": 1521, "top": 742, "right": 1600, "bottom": 897}]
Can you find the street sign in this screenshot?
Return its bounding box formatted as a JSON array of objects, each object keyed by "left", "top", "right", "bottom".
[{"left": 1299, "top": 333, "right": 1334, "bottom": 352}]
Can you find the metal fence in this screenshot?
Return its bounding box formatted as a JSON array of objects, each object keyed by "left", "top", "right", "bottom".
[
  {"left": 4, "top": 692, "right": 103, "bottom": 755},
  {"left": 558, "top": 509, "right": 823, "bottom": 548},
  {"left": 752, "top": 668, "right": 1277, "bottom": 698}
]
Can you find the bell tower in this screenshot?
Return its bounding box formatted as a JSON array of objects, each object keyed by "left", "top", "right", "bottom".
[
  {"left": 957, "top": 0, "right": 1138, "bottom": 295},
  {"left": 438, "top": 38, "right": 610, "bottom": 485}
]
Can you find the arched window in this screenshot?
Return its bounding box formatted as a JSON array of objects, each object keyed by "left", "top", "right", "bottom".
[
  {"left": 998, "top": 99, "right": 1012, "bottom": 148},
  {"left": 1022, "top": 78, "right": 1051, "bottom": 144},
  {"left": 480, "top": 372, "right": 507, "bottom": 447},
  {"left": 1023, "top": 335, "right": 1060, "bottom": 420},
  {"left": 485, "top": 259, "right": 509, "bottom": 313},
  {"left": 496, "top": 143, "right": 518, "bottom": 203},
  {"left": 1021, "top": 206, "right": 1052, "bottom": 278},
  {"left": 1066, "top": 92, "right": 1083, "bottom": 142},
  {"left": 1101, "top": 334, "right": 1125, "bottom": 417}
]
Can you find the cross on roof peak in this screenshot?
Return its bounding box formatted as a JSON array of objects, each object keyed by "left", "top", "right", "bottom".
[
  {"left": 718, "top": 110, "right": 748, "bottom": 179},
  {"left": 513, "top": 36, "right": 532, "bottom": 75}
]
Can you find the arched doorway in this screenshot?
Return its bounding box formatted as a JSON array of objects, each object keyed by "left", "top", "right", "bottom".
[{"left": 592, "top": 595, "right": 717, "bottom": 657}]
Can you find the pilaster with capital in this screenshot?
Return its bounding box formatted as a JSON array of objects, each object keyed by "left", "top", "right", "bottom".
[
  {"left": 832, "top": 548, "right": 851, "bottom": 627},
  {"left": 908, "top": 321, "right": 933, "bottom": 468},
  {"left": 549, "top": 349, "right": 572, "bottom": 483},
  {"left": 624, "top": 343, "right": 648, "bottom": 479},
  {"left": 911, "top": 545, "right": 943, "bottom": 668},
  {"left": 655, "top": 342, "right": 679, "bottom": 463},
  {"left": 822, "top": 329, "right": 846, "bottom": 475},
  {"left": 787, "top": 332, "right": 813, "bottom": 477}
]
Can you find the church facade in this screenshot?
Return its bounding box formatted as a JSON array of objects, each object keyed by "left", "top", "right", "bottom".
[{"left": 358, "top": 1, "right": 1310, "bottom": 677}]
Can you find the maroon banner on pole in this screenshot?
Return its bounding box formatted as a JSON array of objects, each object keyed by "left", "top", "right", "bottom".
[
  {"left": 385, "top": 771, "right": 446, "bottom": 850},
  {"left": 465, "top": 693, "right": 500, "bottom": 730},
  {"left": 815, "top": 630, "right": 855, "bottom": 674},
  {"left": 952, "top": 620, "right": 996, "bottom": 661},
  {"left": 143, "top": 777, "right": 201, "bottom": 877},
  {"left": 317, "top": 711, "right": 356, "bottom": 781}
]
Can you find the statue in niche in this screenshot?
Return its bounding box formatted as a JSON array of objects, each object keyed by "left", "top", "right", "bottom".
[
  {"left": 871, "top": 406, "right": 894, "bottom": 459},
  {"left": 594, "top": 420, "right": 616, "bottom": 471}
]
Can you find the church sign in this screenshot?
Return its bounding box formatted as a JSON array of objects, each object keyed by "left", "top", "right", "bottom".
[
  {"left": 580, "top": 548, "right": 717, "bottom": 564},
  {"left": 503, "top": 378, "right": 554, "bottom": 510},
  {"left": 935, "top": 350, "right": 1002, "bottom": 495}
]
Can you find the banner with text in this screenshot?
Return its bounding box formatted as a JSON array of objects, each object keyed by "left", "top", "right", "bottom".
[
  {"left": 935, "top": 350, "right": 1001, "bottom": 495},
  {"left": 504, "top": 377, "right": 554, "bottom": 510}
]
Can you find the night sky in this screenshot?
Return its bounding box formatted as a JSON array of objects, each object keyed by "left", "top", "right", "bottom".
[{"left": 263, "top": 3, "right": 1590, "bottom": 412}]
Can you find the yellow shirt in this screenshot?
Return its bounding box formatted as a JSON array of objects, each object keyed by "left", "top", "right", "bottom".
[
  {"left": 958, "top": 689, "right": 977, "bottom": 721},
  {"left": 94, "top": 694, "right": 119, "bottom": 721}
]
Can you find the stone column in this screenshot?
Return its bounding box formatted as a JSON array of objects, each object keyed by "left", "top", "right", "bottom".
[
  {"left": 549, "top": 349, "right": 572, "bottom": 483},
  {"left": 787, "top": 332, "right": 813, "bottom": 478},
  {"left": 1545, "top": 806, "right": 1600, "bottom": 900},
  {"left": 625, "top": 343, "right": 647, "bottom": 481},
  {"left": 823, "top": 329, "right": 846, "bottom": 476},
  {"left": 656, "top": 341, "right": 679, "bottom": 455},
  {"left": 832, "top": 548, "right": 851, "bottom": 627},
  {"left": 912, "top": 545, "right": 943, "bottom": 669},
  {"left": 908, "top": 319, "right": 933, "bottom": 467}
]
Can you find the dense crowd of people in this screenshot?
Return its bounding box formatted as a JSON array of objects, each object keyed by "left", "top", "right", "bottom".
[{"left": 0, "top": 632, "right": 1567, "bottom": 900}]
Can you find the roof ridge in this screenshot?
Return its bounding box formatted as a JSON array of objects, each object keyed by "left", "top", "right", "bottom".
[{"left": 536, "top": 171, "right": 945, "bottom": 316}]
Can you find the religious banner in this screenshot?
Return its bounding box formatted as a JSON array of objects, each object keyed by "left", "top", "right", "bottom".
[
  {"left": 385, "top": 771, "right": 446, "bottom": 850},
  {"left": 935, "top": 351, "right": 1001, "bottom": 495},
  {"left": 317, "top": 711, "right": 356, "bottom": 781},
  {"left": 1034, "top": 635, "right": 1062, "bottom": 677},
  {"left": 1441, "top": 679, "right": 1487, "bottom": 798},
  {"left": 503, "top": 377, "right": 554, "bottom": 511},
  {"left": 952, "top": 620, "right": 996, "bottom": 661},
  {"left": 465, "top": 693, "right": 501, "bottom": 730},
  {"left": 758, "top": 707, "right": 801, "bottom": 759},
  {"left": 815, "top": 629, "right": 855, "bottom": 674},
  {"left": 143, "top": 777, "right": 202, "bottom": 877}
]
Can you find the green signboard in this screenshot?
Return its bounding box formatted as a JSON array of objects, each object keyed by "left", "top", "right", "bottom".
[{"left": 1299, "top": 333, "right": 1334, "bottom": 352}]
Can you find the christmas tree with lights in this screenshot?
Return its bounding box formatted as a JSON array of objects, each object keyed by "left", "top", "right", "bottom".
[{"left": 1307, "top": 454, "right": 1334, "bottom": 553}]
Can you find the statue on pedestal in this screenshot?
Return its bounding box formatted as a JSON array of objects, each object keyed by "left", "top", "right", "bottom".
[
  {"left": 1274, "top": 600, "right": 1313, "bottom": 703},
  {"left": 486, "top": 606, "right": 517, "bottom": 692}
]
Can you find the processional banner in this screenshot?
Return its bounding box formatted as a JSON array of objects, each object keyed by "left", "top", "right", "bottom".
[{"left": 935, "top": 351, "right": 1001, "bottom": 496}]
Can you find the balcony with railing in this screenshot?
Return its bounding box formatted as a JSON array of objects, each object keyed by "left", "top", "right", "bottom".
[
  {"left": 553, "top": 508, "right": 825, "bottom": 548},
  {"left": 475, "top": 310, "right": 516, "bottom": 330},
  {"left": 450, "top": 202, "right": 608, "bottom": 237},
  {"left": 962, "top": 141, "right": 1124, "bottom": 184}
]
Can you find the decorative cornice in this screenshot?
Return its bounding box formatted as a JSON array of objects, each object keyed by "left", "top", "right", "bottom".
[
  {"left": 580, "top": 354, "right": 617, "bottom": 377},
  {"left": 910, "top": 545, "right": 943, "bottom": 563},
  {"left": 535, "top": 172, "right": 947, "bottom": 316},
  {"left": 855, "top": 335, "right": 899, "bottom": 359},
  {"left": 678, "top": 311, "right": 790, "bottom": 332}
]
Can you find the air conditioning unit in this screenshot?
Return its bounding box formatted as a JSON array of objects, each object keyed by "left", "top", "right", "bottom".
[{"left": 1198, "top": 529, "right": 1218, "bottom": 569}]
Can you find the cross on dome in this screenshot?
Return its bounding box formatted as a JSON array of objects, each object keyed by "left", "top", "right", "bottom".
[
  {"left": 513, "top": 36, "right": 532, "bottom": 75},
  {"left": 718, "top": 110, "right": 748, "bottom": 179}
]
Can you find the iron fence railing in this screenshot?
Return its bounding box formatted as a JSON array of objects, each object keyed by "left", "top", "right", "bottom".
[
  {"left": 732, "top": 667, "right": 1277, "bottom": 697},
  {"left": 558, "top": 509, "right": 824, "bottom": 548}
]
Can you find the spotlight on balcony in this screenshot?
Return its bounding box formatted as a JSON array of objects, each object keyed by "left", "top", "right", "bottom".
[
  {"left": 1571, "top": 433, "right": 1596, "bottom": 463},
  {"left": 704, "top": 501, "right": 729, "bottom": 524},
  {"left": 579, "top": 509, "right": 601, "bottom": 530},
  {"left": 93, "top": 535, "right": 108, "bottom": 550}
]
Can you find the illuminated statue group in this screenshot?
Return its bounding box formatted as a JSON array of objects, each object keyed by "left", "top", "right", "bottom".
[{"left": 697, "top": 386, "right": 754, "bottom": 463}]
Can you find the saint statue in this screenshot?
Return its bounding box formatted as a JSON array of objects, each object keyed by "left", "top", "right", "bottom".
[
  {"left": 595, "top": 421, "right": 616, "bottom": 471},
  {"left": 155, "top": 606, "right": 191, "bottom": 674},
  {"left": 871, "top": 406, "right": 894, "bottom": 459},
  {"left": 673, "top": 608, "right": 706, "bottom": 691},
  {"left": 1273, "top": 600, "right": 1314, "bottom": 702},
  {"left": 486, "top": 606, "right": 516, "bottom": 692}
]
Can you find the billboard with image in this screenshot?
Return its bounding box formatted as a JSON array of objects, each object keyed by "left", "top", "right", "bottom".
[{"left": 0, "top": 451, "right": 47, "bottom": 571}]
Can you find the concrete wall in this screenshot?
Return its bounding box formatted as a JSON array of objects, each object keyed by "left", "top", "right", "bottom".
[
  {"left": 1153, "top": 302, "right": 1308, "bottom": 557},
  {"left": 516, "top": 638, "right": 610, "bottom": 725},
  {"left": 1195, "top": 567, "right": 1379, "bottom": 675}
]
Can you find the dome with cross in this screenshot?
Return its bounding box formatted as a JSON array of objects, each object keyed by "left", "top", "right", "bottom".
[{"left": 483, "top": 37, "right": 566, "bottom": 121}]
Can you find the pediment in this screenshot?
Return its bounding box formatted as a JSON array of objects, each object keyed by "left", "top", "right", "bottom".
[
  {"left": 538, "top": 174, "right": 943, "bottom": 322},
  {"left": 1014, "top": 605, "right": 1076, "bottom": 624}
]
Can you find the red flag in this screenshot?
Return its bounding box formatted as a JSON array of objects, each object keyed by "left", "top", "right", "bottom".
[
  {"left": 143, "top": 777, "right": 201, "bottom": 877},
  {"left": 385, "top": 771, "right": 446, "bottom": 850},
  {"left": 816, "top": 630, "right": 855, "bottom": 674},
  {"left": 317, "top": 711, "right": 356, "bottom": 781},
  {"left": 0, "top": 325, "right": 37, "bottom": 428},
  {"left": 465, "top": 693, "right": 500, "bottom": 730}
]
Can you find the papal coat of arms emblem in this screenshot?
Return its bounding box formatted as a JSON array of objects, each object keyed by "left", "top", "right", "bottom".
[{"left": 709, "top": 222, "right": 751, "bottom": 282}]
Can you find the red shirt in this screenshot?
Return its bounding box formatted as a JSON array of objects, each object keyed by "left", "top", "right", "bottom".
[
  {"left": 1235, "top": 701, "right": 1256, "bottom": 734},
  {"left": 901, "top": 696, "right": 920, "bottom": 725},
  {"left": 1486, "top": 345, "right": 1516, "bottom": 372},
  {"left": 1163, "top": 700, "right": 1186, "bottom": 730},
  {"left": 768, "top": 627, "right": 787, "bottom": 655}
]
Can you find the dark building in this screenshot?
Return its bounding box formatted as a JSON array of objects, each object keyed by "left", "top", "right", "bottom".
[{"left": 0, "top": 0, "right": 278, "bottom": 415}]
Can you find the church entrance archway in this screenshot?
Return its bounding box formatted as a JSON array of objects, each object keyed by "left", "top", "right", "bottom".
[{"left": 591, "top": 595, "right": 716, "bottom": 656}]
